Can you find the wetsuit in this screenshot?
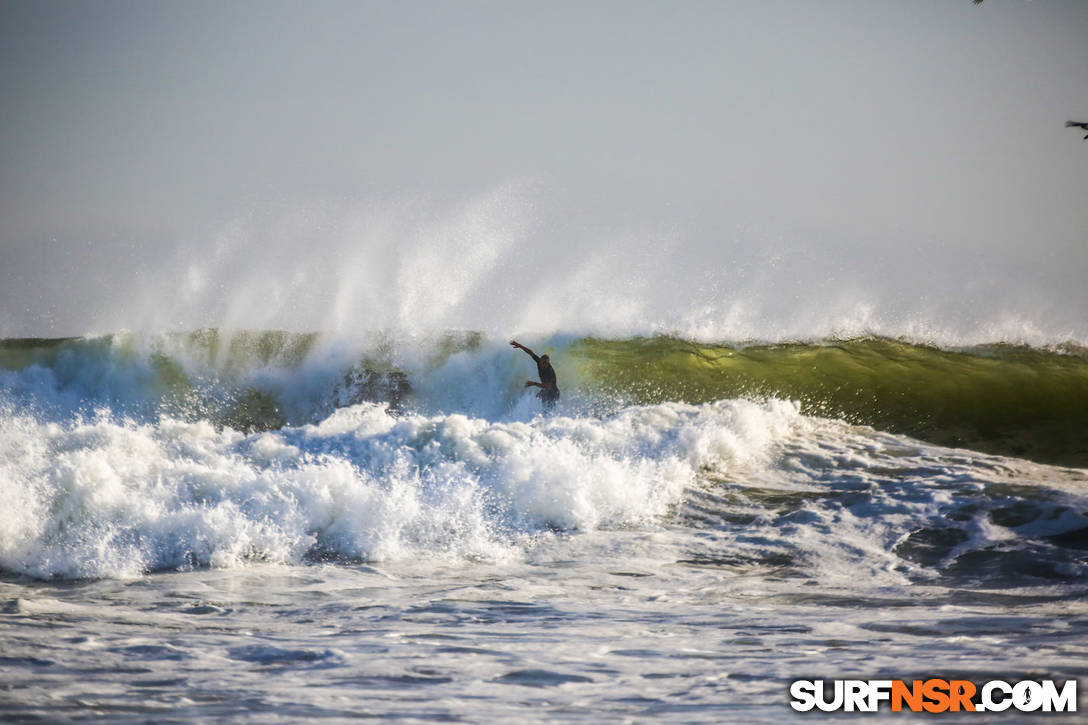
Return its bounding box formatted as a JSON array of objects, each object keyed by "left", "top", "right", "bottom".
[
  {"left": 535, "top": 357, "right": 559, "bottom": 409},
  {"left": 511, "top": 341, "right": 560, "bottom": 410}
]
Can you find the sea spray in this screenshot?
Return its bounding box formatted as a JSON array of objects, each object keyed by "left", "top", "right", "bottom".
[{"left": 7, "top": 187, "right": 1086, "bottom": 346}]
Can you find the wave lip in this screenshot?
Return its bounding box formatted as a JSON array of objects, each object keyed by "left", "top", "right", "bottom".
[{"left": 2, "top": 330, "right": 1087, "bottom": 465}]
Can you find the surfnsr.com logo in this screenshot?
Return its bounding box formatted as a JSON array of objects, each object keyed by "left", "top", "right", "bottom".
[{"left": 789, "top": 679, "right": 1077, "bottom": 713}]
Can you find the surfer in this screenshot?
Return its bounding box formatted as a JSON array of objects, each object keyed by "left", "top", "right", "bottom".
[{"left": 510, "top": 340, "right": 559, "bottom": 410}]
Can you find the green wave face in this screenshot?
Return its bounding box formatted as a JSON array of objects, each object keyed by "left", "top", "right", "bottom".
[
  {"left": 3, "top": 332, "right": 1088, "bottom": 467},
  {"left": 571, "top": 337, "right": 1088, "bottom": 467},
  {"left": 0, "top": 330, "right": 325, "bottom": 432}
]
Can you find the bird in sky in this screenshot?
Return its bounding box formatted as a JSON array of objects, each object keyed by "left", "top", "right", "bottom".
[{"left": 1066, "top": 121, "right": 1088, "bottom": 140}]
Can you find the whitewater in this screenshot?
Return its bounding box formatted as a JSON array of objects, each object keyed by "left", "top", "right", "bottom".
[
  {"left": 0, "top": 181, "right": 1083, "bottom": 721},
  {"left": 1, "top": 322, "right": 1086, "bottom": 722}
]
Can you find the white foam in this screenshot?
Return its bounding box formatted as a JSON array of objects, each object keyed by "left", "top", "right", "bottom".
[{"left": 0, "top": 398, "right": 802, "bottom": 579}]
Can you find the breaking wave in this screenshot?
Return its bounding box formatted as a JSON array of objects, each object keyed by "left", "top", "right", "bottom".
[
  {"left": 1, "top": 330, "right": 1085, "bottom": 582},
  {"left": 3, "top": 330, "right": 1086, "bottom": 464}
]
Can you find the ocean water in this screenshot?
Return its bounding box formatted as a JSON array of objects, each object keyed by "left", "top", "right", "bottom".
[{"left": 1, "top": 330, "right": 1086, "bottom": 721}]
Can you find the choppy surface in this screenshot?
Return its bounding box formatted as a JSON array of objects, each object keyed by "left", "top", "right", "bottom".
[
  {"left": 3, "top": 552, "right": 1086, "bottom": 722},
  {"left": 1, "top": 331, "right": 1086, "bottom": 720}
]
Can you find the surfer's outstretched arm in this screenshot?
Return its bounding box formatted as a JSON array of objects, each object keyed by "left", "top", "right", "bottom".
[{"left": 510, "top": 340, "right": 540, "bottom": 363}]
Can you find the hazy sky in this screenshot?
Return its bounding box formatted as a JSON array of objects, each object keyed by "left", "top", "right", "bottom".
[{"left": 1, "top": 0, "right": 1086, "bottom": 339}]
